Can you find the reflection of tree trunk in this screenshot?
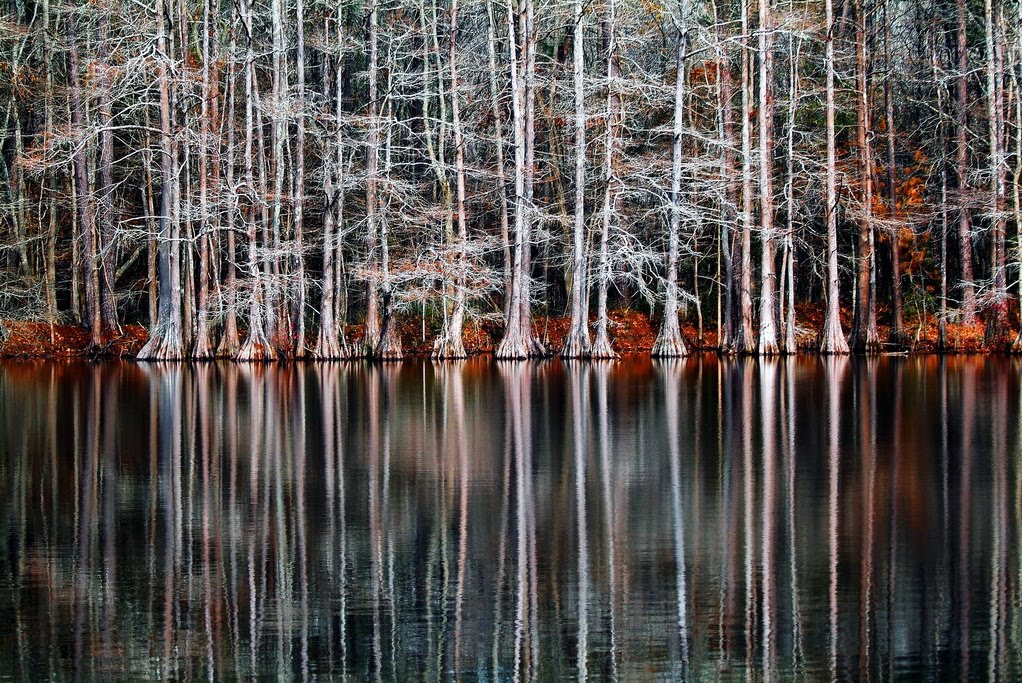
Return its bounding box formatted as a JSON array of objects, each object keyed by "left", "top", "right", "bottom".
[
  {"left": 886, "top": 360, "right": 902, "bottom": 681},
  {"left": 988, "top": 371, "right": 1008, "bottom": 677},
  {"left": 742, "top": 360, "right": 756, "bottom": 670},
  {"left": 595, "top": 363, "right": 619, "bottom": 678},
  {"left": 958, "top": 364, "right": 974, "bottom": 677},
  {"left": 368, "top": 367, "right": 385, "bottom": 681},
  {"left": 499, "top": 363, "right": 533, "bottom": 677},
  {"left": 451, "top": 367, "right": 470, "bottom": 673},
  {"left": 858, "top": 359, "right": 878, "bottom": 676},
  {"left": 663, "top": 361, "right": 689, "bottom": 672},
  {"left": 783, "top": 359, "right": 802, "bottom": 667},
  {"left": 568, "top": 364, "right": 589, "bottom": 675},
  {"left": 826, "top": 358, "right": 845, "bottom": 678},
  {"left": 760, "top": 361, "right": 777, "bottom": 672}
]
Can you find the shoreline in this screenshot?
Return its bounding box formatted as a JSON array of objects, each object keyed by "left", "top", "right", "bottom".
[{"left": 0, "top": 307, "right": 1005, "bottom": 359}]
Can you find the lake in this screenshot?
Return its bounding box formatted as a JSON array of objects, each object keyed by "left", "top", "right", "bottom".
[{"left": 0, "top": 356, "right": 1018, "bottom": 679}]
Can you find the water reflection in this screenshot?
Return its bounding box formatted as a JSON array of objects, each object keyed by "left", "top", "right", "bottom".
[{"left": 0, "top": 357, "right": 1021, "bottom": 679}]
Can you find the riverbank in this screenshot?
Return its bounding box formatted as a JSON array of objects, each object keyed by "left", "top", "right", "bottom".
[{"left": 0, "top": 306, "right": 999, "bottom": 359}]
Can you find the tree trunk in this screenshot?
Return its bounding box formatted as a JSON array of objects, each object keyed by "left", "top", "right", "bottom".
[
  {"left": 486, "top": 0, "right": 513, "bottom": 320},
  {"left": 374, "top": 30, "right": 402, "bottom": 360},
  {"left": 781, "top": 36, "right": 800, "bottom": 353},
  {"left": 561, "top": 0, "right": 592, "bottom": 358},
  {"left": 269, "top": 0, "right": 292, "bottom": 356},
  {"left": 496, "top": 0, "right": 541, "bottom": 358},
  {"left": 984, "top": 0, "right": 1010, "bottom": 347},
  {"left": 937, "top": 33, "right": 950, "bottom": 351},
  {"left": 137, "top": 0, "right": 186, "bottom": 360},
  {"left": 884, "top": 0, "right": 905, "bottom": 346},
  {"left": 737, "top": 0, "right": 756, "bottom": 353},
  {"left": 820, "top": 0, "right": 850, "bottom": 354},
  {"left": 316, "top": 12, "right": 348, "bottom": 359},
  {"left": 293, "top": 0, "right": 308, "bottom": 357},
  {"left": 652, "top": 0, "right": 691, "bottom": 358},
  {"left": 434, "top": 0, "right": 471, "bottom": 358},
  {"left": 236, "top": 0, "right": 273, "bottom": 361},
  {"left": 218, "top": 37, "right": 242, "bottom": 358},
  {"left": 957, "top": 0, "right": 978, "bottom": 324},
  {"left": 193, "top": 0, "right": 216, "bottom": 358},
  {"left": 591, "top": 0, "right": 620, "bottom": 359},
  {"left": 96, "top": 8, "right": 119, "bottom": 342},
  {"left": 756, "top": 0, "right": 779, "bottom": 355},
  {"left": 849, "top": 0, "right": 882, "bottom": 352},
  {"left": 363, "top": 0, "right": 383, "bottom": 355},
  {"left": 67, "top": 12, "right": 102, "bottom": 347}
]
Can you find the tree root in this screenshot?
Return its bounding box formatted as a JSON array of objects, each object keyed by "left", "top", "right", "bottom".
[
  {"left": 136, "top": 323, "right": 186, "bottom": 361},
  {"left": 236, "top": 326, "right": 275, "bottom": 361},
  {"left": 652, "top": 316, "right": 688, "bottom": 357},
  {"left": 589, "top": 325, "right": 616, "bottom": 359},
  {"left": 560, "top": 323, "right": 591, "bottom": 358}
]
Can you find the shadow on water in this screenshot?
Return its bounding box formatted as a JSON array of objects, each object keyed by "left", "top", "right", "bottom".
[{"left": 0, "top": 355, "right": 1020, "bottom": 679}]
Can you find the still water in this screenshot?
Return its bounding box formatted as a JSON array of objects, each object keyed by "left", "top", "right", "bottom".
[{"left": 0, "top": 357, "right": 1018, "bottom": 680}]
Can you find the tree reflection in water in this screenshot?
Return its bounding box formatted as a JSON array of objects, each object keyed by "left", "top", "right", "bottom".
[{"left": 0, "top": 357, "right": 1020, "bottom": 679}]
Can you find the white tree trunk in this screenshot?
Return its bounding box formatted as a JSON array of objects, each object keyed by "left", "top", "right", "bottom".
[
  {"left": 819, "top": 0, "right": 850, "bottom": 354},
  {"left": 562, "top": 0, "right": 592, "bottom": 357}
]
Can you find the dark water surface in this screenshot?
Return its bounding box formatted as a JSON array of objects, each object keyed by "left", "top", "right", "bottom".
[{"left": 0, "top": 357, "right": 1019, "bottom": 680}]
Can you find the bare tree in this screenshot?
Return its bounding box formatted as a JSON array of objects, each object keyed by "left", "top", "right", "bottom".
[{"left": 652, "top": 0, "right": 691, "bottom": 358}]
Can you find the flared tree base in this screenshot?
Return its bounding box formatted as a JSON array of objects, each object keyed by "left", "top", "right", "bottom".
[
  {"left": 818, "top": 314, "right": 850, "bottom": 355},
  {"left": 236, "top": 328, "right": 275, "bottom": 362},
  {"left": 374, "top": 324, "right": 403, "bottom": 361},
  {"left": 192, "top": 325, "right": 216, "bottom": 360},
  {"left": 985, "top": 302, "right": 1013, "bottom": 351},
  {"left": 495, "top": 325, "right": 544, "bottom": 359},
  {"left": 560, "top": 325, "right": 591, "bottom": 359},
  {"left": 589, "top": 326, "right": 616, "bottom": 359},
  {"left": 136, "top": 325, "right": 187, "bottom": 361},
  {"left": 432, "top": 334, "right": 467, "bottom": 360},
  {"left": 314, "top": 329, "right": 350, "bottom": 360},
  {"left": 652, "top": 317, "right": 688, "bottom": 358}
]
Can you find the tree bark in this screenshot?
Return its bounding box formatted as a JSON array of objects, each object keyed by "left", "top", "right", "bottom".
[
  {"left": 561, "top": 0, "right": 592, "bottom": 358},
  {"left": 495, "top": 0, "right": 542, "bottom": 358},
  {"left": 96, "top": 7, "right": 119, "bottom": 342},
  {"left": 137, "top": 0, "right": 186, "bottom": 360},
  {"left": 849, "top": 0, "right": 882, "bottom": 352},
  {"left": 652, "top": 0, "right": 691, "bottom": 358},
  {"left": 884, "top": 0, "right": 905, "bottom": 346},
  {"left": 984, "top": 0, "right": 1010, "bottom": 347},
  {"left": 434, "top": 0, "right": 470, "bottom": 358},
  {"left": 820, "top": 0, "right": 850, "bottom": 354},
  {"left": 591, "top": 0, "right": 620, "bottom": 359},
  {"left": 192, "top": 0, "right": 217, "bottom": 358},
  {"left": 737, "top": 0, "right": 756, "bottom": 353},
  {"left": 236, "top": 0, "right": 273, "bottom": 361},
  {"left": 756, "top": 0, "right": 779, "bottom": 355},
  {"left": 67, "top": 11, "right": 102, "bottom": 346},
  {"left": 363, "top": 0, "right": 383, "bottom": 355},
  {"left": 957, "top": 0, "right": 978, "bottom": 324}
]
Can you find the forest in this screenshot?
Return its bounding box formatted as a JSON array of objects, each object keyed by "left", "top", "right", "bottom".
[{"left": 0, "top": 0, "right": 1018, "bottom": 358}]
